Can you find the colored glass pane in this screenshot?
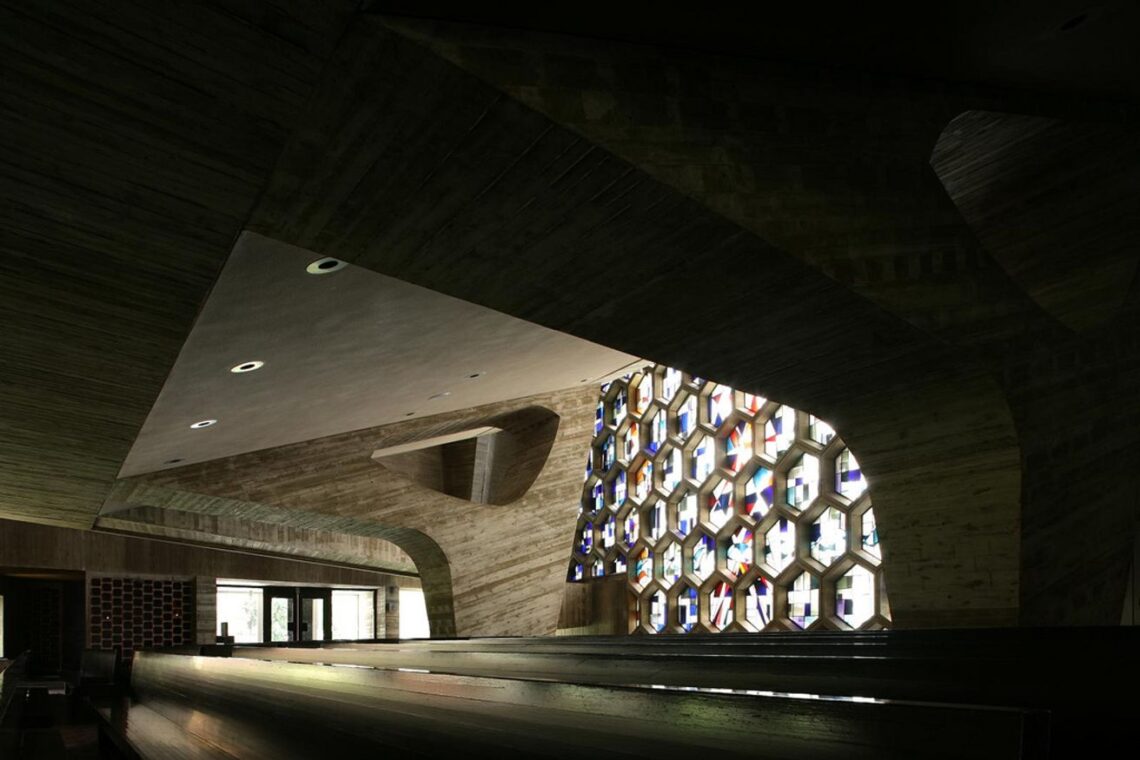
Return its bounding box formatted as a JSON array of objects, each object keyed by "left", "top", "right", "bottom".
[
  {"left": 679, "top": 586, "right": 699, "bottom": 632},
  {"left": 708, "top": 479, "right": 733, "bottom": 529},
  {"left": 633, "top": 461, "right": 652, "bottom": 502},
  {"left": 660, "top": 446, "right": 682, "bottom": 493},
  {"left": 602, "top": 515, "right": 616, "bottom": 549},
  {"left": 677, "top": 394, "right": 698, "bottom": 439},
  {"left": 661, "top": 542, "right": 682, "bottom": 587},
  {"left": 764, "top": 518, "right": 795, "bottom": 573},
  {"left": 710, "top": 581, "right": 734, "bottom": 630},
  {"left": 579, "top": 522, "right": 593, "bottom": 553},
  {"left": 744, "top": 466, "right": 775, "bottom": 518},
  {"left": 808, "top": 414, "right": 836, "bottom": 445},
  {"left": 691, "top": 434, "right": 715, "bottom": 481},
  {"left": 647, "top": 499, "right": 667, "bottom": 542},
  {"left": 649, "top": 590, "right": 667, "bottom": 633},
  {"left": 661, "top": 368, "right": 682, "bottom": 403},
  {"left": 622, "top": 421, "right": 640, "bottom": 461},
  {"left": 675, "top": 491, "right": 698, "bottom": 537},
  {"left": 861, "top": 509, "right": 880, "bottom": 558},
  {"left": 836, "top": 447, "right": 867, "bottom": 499},
  {"left": 789, "top": 572, "right": 820, "bottom": 629},
  {"left": 622, "top": 510, "right": 640, "bottom": 549},
  {"left": 764, "top": 405, "right": 796, "bottom": 460},
  {"left": 725, "top": 420, "right": 753, "bottom": 473},
  {"left": 727, "top": 526, "right": 753, "bottom": 577},
  {"left": 837, "top": 565, "right": 876, "bottom": 628},
  {"left": 601, "top": 434, "right": 616, "bottom": 471},
  {"left": 746, "top": 578, "right": 773, "bottom": 628},
  {"left": 708, "top": 384, "right": 734, "bottom": 428},
  {"left": 810, "top": 507, "right": 846, "bottom": 567},
  {"left": 647, "top": 409, "right": 667, "bottom": 454},
  {"left": 636, "top": 375, "right": 653, "bottom": 415},
  {"left": 785, "top": 453, "right": 819, "bottom": 509},
  {"left": 633, "top": 548, "right": 652, "bottom": 588},
  {"left": 692, "top": 534, "right": 715, "bottom": 581}
]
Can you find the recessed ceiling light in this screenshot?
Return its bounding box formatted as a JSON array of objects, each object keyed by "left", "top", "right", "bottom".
[
  {"left": 405, "top": 412, "right": 416, "bottom": 417},
  {"left": 306, "top": 257, "right": 347, "bottom": 275},
  {"left": 230, "top": 360, "right": 265, "bottom": 373},
  {"left": 428, "top": 392, "right": 451, "bottom": 400},
  {"left": 189, "top": 419, "right": 217, "bottom": 429},
  {"left": 467, "top": 372, "right": 485, "bottom": 379},
  {"left": 165, "top": 458, "right": 184, "bottom": 465}
]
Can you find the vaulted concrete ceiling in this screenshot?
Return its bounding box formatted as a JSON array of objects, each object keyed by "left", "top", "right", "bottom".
[{"left": 1, "top": 2, "right": 1138, "bottom": 627}]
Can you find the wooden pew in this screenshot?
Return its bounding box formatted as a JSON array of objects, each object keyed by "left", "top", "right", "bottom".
[{"left": 99, "top": 650, "right": 1043, "bottom": 759}]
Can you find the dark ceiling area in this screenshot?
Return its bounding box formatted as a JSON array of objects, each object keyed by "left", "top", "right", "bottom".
[{"left": 366, "top": 0, "right": 1140, "bottom": 101}]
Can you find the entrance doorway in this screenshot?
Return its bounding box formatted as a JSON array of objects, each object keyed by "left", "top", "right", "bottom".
[{"left": 263, "top": 587, "right": 331, "bottom": 644}]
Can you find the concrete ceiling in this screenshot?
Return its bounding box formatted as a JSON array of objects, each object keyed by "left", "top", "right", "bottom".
[{"left": 119, "top": 232, "right": 639, "bottom": 476}]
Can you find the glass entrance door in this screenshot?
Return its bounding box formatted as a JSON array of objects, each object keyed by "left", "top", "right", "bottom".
[
  {"left": 298, "top": 589, "right": 331, "bottom": 642},
  {"left": 264, "top": 588, "right": 296, "bottom": 643}
]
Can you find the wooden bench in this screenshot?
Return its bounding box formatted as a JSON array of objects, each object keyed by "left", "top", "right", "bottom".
[{"left": 102, "top": 649, "right": 1043, "bottom": 759}]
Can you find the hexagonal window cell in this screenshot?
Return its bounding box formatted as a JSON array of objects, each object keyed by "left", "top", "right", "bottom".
[
  {"left": 709, "top": 581, "right": 734, "bottom": 631},
  {"left": 608, "top": 384, "right": 629, "bottom": 427},
  {"left": 808, "top": 414, "right": 836, "bottom": 446},
  {"left": 764, "top": 517, "right": 796, "bottom": 574},
  {"left": 607, "top": 550, "right": 628, "bottom": 576},
  {"left": 631, "top": 547, "right": 653, "bottom": 588},
  {"left": 659, "top": 367, "right": 683, "bottom": 404},
  {"left": 635, "top": 373, "right": 654, "bottom": 416},
  {"left": 608, "top": 469, "right": 628, "bottom": 509},
  {"left": 690, "top": 433, "right": 716, "bottom": 482},
  {"left": 660, "top": 541, "right": 683, "bottom": 588},
  {"left": 678, "top": 584, "right": 700, "bottom": 632},
  {"left": 691, "top": 533, "right": 716, "bottom": 581},
  {"left": 785, "top": 452, "right": 820, "bottom": 510},
  {"left": 577, "top": 520, "right": 595, "bottom": 554},
  {"left": 621, "top": 420, "right": 641, "bottom": 462},
  {"left": 809, "top": 506, "right": 847, "bottom": 568},
  {"left": 645, "top": 408, "right": 668, "bottom": 455},
  {"left": 743, "top": 465, "right": 775, "bottom": 519},
  {"left": 707, "top": 478, "right": 734, "bottom": 530},
  {"left": 584, "top": 477, "right": 606, "bottom": 515},
  {"left": 645, "top": 499, "right": 667, "bottom": 542},
  {"left": 600, "top": 433, "right": 617, "bottom": 472},
  {"left": 568, "top": 560, "right": 584, "bottom": 582},
  {"left": 676, "top": 393, "right": 699, "bottom": 440},
  {"left": 707, "top": 383, "right": 735, "bottom": 429},
  {"left": 724, "top": 420, "right": 753, "bottom": 474},
  {"left": 583, "top": 452, "right": 593, "bottom": 481},
  {"left": 861, "top": 508, "right": 881, "bottom": 559},
  {"left": 601, "top": 514, "right": 617, "bottom": 550},
  {"left": 746, "top": 577, "right": 774, "bottom": 628},
  {"left": 648, "top": 589, "right": 668, "bottom": 633},
  {"left": 836, "top": 564, "right": 876, "bottom": 628},
  {"left": 591, "top": 555, "right": 606, "bottom": 578},
  {"left": 621, "top": 507, "right": 640, "bottom": 550},
  {"left": 835, "top": 447, "right": 867, "bottom": 500},
  {"left": 763, "top": 405, "right": 797, "bottom": 460},
  {"left": 739, "top": 392, "right": 766, "bottom": 417},
  {"left": 725, "top": 525, "right": 754, "bottom": 578},
  {"left": 632, "top": 460, "right": 653, "bottom": 503},
  {"left": 659, "top": 445, "right": 683, "bottom": 494},
  {"left": 674, "top": 489, "right": 698, "bottom": 538},
  {"left": 594, "top": 399, "right": 605, "bottom": 436},
  {"left": 788, "top": 571, "right": 821, "bottom": 629}
]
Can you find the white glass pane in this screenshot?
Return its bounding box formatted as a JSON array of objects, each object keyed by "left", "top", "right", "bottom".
[
  {"left": 215, "top": 587, "right": 263, "bottom": 644},
  {"left": 332, "top": 590, "right": 376, "bottom": 640},
  {"left": 398, "top": 587, "right": 430, "bottom": 639}
]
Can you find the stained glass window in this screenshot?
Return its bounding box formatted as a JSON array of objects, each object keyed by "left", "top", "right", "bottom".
[
  {"left": 647, "top": 409, "right": 667, "bottom": 455},
  {"left": 592, "top": 557, "right": 605, "bottom": 577},
  {"left": 810, "top": 507, "right": 846, "bottom": 567},
  {"left": 691, "top": 434, "right": 715, "bottom": 482},
  {"left": 661, "top": 542, "right": 682, "bottom": 587},
  {"left": 764, "top": 405, "right": 796, "bottom": 460},
  {"left": 741, "top": 393, "right": 765, "bottom": 416},
  {"left": 636, "top": 374, "right": 653, "bottom": 415},
  {"left": 692, "top": 533, "right": 715, "bottom": 581},
  {"left": 622, "top": 508, "right": 640, "bottom": 550},
  {"left": 785, "top": 453, "right": 819, "bottom": 510},
  {"left": 746, "top": 578, "right": 773, "bottom": 628},
  {"left": 579, "top": 522, "right": 593, "bottom": 553},
  {"left": 708, "top": 384, "right": 734, "bottom": 428},
  {"left": 647, "top": 499, "right": 667, "bottom": 542},
  {"left": 836, "top": 447, "right": 867, "bottom": 499},
  {"left": 633, "top": 548, "right": 652, "bottom": 588},
  {"left": 649, "top": 589, "right": 667, "bottom": 633},
  {"left": 660, "top": 445, "right": 682, "bottom": 493},
  {"left": 679, "top": 585, "right": 699, "bottom": 632},
  {"left": 677, "top": 394, "right": 698, "bottom": 439},
  {"left": 610, "top": 386, "right": 628, "bottom": 427},
  {"left": 788, "top": 572, "right": 820, "bottom": 629},
  {"left": 568, "top": 364, "right": 888, "bottom": 634},
  {"left": 622, "top": 421, "right": 640, "bottom": 461},
  {"left": 675, "top": 490, "right": 698, "bottom": 537},
  {"left": 602, "top": 514, "right": 616, "bottom": 550},
  {"left": 708, "top": 479, "right": 733, "bottom": 529},
  {"left": 861, "top": 509, "right": 881, "bottom": 558},
  {"left": 764, "top": 518, "right": 795, "bottom": 573},
  {"left": 836, "top": 565, "right": 876, "bottom": 628},
  {"left": 601, "top": 434, "right": 616, "bottom": 472},
  {"left": 610, "top": 469, "right": 627, "bottom": 508},
  {"left": 660, "top": 368, "right": 682, "bottom": 403},
  {"left": 726, "top": 526, "right": 753, "bottom": 578},
  {"left": 725, "top": 420, "right": 753, "bottom": 473},
  {"left": 743, "top": 465, "right": 774, "bottom": 518},
  {"left": 633, "top": 461, "right": 652, "bottom": 502},
  {"left": 808, "top": 414, "right": 836, "bottom": 445},
  {"left": 709, "top": 582, "right": 734, "bottom": 630}
]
